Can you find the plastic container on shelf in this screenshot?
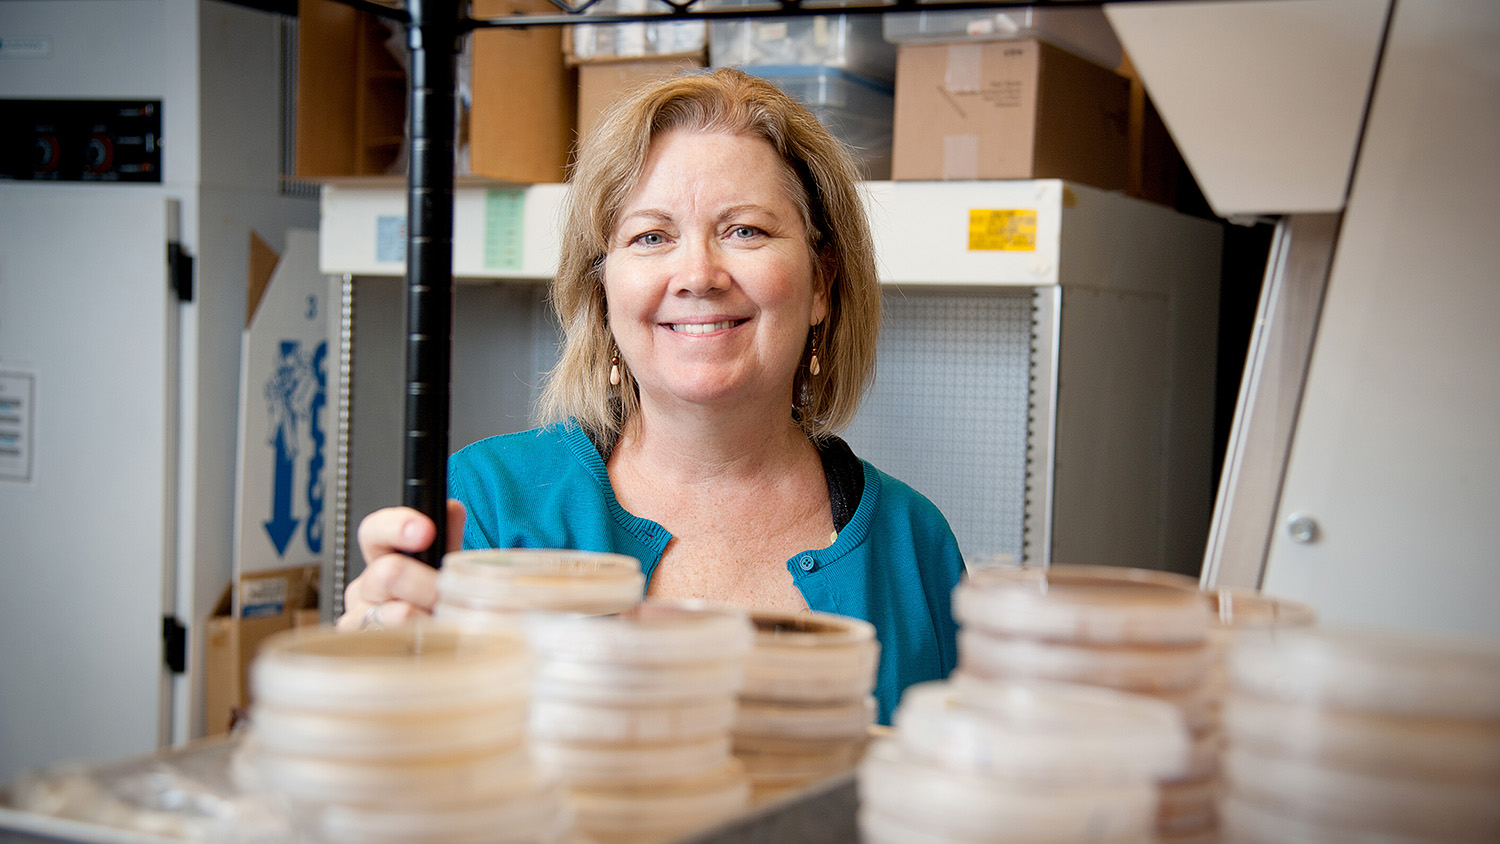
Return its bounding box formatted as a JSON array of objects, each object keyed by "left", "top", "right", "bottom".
[
  {"left": 744, "top": 65, "right": 894, "bottom": 179},
  {"left": 570, "top": 0, "right": 706, "bottom": 62},
  {"left": 434, "top": 548, "right": 644, "bottom": 628},
  {"left": 954, "top": 564, "right": 1210, "bottom": 645},
  {"left": 881, "top": 5, "right": 1123, "bottom": 70},
  {"left": 707, "top": 0, "right": 896, "bottom": 81}
]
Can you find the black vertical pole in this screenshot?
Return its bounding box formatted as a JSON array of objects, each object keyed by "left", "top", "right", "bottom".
[{"left": 403, "top": 0, "right": 460, "bottom": 567}]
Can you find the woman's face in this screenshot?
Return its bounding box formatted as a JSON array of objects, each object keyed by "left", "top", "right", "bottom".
[{"left": 603, "top": 128, "right": 828, "bottom": 419}]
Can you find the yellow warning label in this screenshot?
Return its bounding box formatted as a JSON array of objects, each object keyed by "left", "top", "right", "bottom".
[{"left": 968, "top": 209, "right": 1037, "bottom": 251}]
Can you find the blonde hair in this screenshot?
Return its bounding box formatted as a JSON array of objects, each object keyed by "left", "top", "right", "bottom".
[{"left": 537, "top": 67, "right": 880, "bottom": 442}]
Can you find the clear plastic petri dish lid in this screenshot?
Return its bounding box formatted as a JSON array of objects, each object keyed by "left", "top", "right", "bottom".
[
  {"left": 250, "top": 624, "right": 530, "bottom": 714},
  {"left": 248, "top": 699, "right": 528, "bottom": 762},
  {"left": 858, "top": 738, "right": 1160, "bottom": 843},
  {"left": 530, "top": 695, "right": 738, "bottom": 744},
  {"left": 1222, "top": 693, "right": 1500, "bottom": 779},
  {"left": 524, "top": 600, "right": 753, "bottom": 665},
  {"left": 892, "top": 674, "right": 1190, "bottom": 781},
  {"left": 732, "top": 696, "right": 876, "bottom": 741},
  {"left": 438, "top": 548, "right": 644, "bottom": 614},
  {"left": 1220, "top": 793, "right": 1498, "bottom": 844},
  {"left": 953, "top": 564, "right": 1210, "bottom": 645},
  {"left": 531, "top": 735, "right": 732, "bottom": 786},
  {"left": 957, "top": 628, "right": 1213, "bottom": 693},
  {"left": 568, "top": 759, "right": 750, "bottom": 833},
  {"left": 533, "top": 657, "right": 745, "bottom": 705},
  {"left": 741, "top": 609, "right": 880, "bottom": 703},
  {"left": 1223, "top": 745, "right": 1500, "bottom": 838},
  {"left": 305, "top": 774, "right": 574, "bottom": 844},
  {"left": 244, "top": 740, "right": 537, "bottom": 809},
  {"left": 1205, "top": 587, "right": 1317, "bottom": 630},
  {"left": 1228, "top": 626, "right": 1500, "bottom": 720}
]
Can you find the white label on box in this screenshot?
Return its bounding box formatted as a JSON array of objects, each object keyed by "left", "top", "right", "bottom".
[
  {"left": 0, "top": 371, "right": 34, "bottom": 482},
  {"left": 0, "top": 36, "right": 52, "bottom": 59},
  {"left": 758, "top": 21, "right": 788, "bottom": 42},
  {"left": 376, "top": 215, "right": 406, "bottom": 264},
  {"left": 242, "top": 577, "right": 290, "bottom": 619}
]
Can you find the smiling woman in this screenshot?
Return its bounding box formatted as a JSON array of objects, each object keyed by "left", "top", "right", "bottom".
[{"left": 341, "top": 68, "right": 964, "bottom": 723}]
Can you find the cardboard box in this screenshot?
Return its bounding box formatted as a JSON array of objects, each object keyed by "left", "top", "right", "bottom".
[
  {"left": 891, "top": 39, "right": 1129, "bottom": 188},
  {"left": 576, "top": 56, "right": 705, "bottom": 143},
  {"left": 468, "top": 0, "right": 577, "bottom": 183},
  {"left": 295, "top": 0, "right": 576, "bottom": 183},
  {"left": 204, "top": 565, "right": 320, "bottom": 736}
]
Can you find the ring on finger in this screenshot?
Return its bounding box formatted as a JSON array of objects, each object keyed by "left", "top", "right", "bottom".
[{"left": 360, "top": 603, "right": 386, "bottom": 631}]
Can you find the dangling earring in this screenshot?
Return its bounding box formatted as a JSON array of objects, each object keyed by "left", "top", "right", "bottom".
[
  {"left": 808, "top": 327, "right": 821, "bottom": 377},
  {"left": 609, "top": 353, "right": 621, "bottom": 387}
]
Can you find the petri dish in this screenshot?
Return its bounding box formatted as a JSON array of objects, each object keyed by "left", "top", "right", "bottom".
[
  {"left": 1228, "top": 626, "right": 1500, "bottom": 721},
  {"left": 732, "top": 696, "right": 876, "bottom": 740},
  {"left": 524, "top": 601, "right": 753, "bottom": 665},
  {"left": 249, "top": 700, "right": 527, "bottom": 762},
  {"left": 250, "top": 624, "right": 529, "bottom": 714},
  {"left": 858, "top": 738, "right": 1159, "bottom": 842},
  {"left": 531, "top": 736, "right": 732, "bottom": 787},
  {"left": 530, "top": 696, "right": 738, "bottom": 744},
  {"left": 532, "top": 657, "right": 745, "bottom": 706},
  {"left": 306, "top": 775, "right": 573, "bottom": 844},
  {"left": 954, "top": 565, "right": 1210, "bottom": 645},
  {"left": 740, "top": 609, "right": 880, "bottom": 704},
  {"left": 1223, "top": 744, "right": 1500, "bottom": 838},
  {"left": 958, "top": 629, "right": 1212, "bottom": 693},
  {"left": 1223, "top": 693, "right": 1500, "bottom": 779},
  {"left": 437, "top": 548, "right": 643, "bottom": 615},
  {"left": 893, "top": 675, "right": 1190, "bottom": 782}
]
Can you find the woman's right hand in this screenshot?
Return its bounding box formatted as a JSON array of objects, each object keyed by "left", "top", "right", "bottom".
[{"left": 337, "top": 501, "right": 466, "bottom": 631}]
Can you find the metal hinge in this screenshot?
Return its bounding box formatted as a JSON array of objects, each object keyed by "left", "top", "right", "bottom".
[
  {"left": 163, "top": 615, "right": 187, "bottom": 674},
  {"left": 166, "top": 198, "right": 193, "bottom": 302}
]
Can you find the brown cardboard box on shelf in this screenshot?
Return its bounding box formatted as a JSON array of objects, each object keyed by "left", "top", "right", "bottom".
[
  {"left": 576, "top": 56, "right": 706, "bottom": 142},
  {"left": 891, "top": 39, "right": 1129, "bottom": 189},
  {"left": 469, "top": 0, "right": 577, "bottom": 183},
  {"left": 204, "top": 565, "right": 320, "bottom": 737},
  {"left": 294, "top": 0, "right": 575, "bottom": 182},
  {"left": 1118, "top": 51, "right": 1188, "bottom": 209}
]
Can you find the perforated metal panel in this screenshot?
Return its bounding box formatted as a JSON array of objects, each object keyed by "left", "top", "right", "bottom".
[{"left": 842, "top": 287, "right": 1035, "bottom": 563}]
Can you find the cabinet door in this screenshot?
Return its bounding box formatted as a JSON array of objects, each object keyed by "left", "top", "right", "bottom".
[
  {"left": 0, "top": 189, "right": 173, "bottom": 782},
  {"left": 1262, "top": 0, "right": 1500, "bottom": 636}
]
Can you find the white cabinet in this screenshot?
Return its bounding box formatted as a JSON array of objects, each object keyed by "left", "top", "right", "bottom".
[{"left": 318, "top": 180, "right": 1221, "bottom": 585}]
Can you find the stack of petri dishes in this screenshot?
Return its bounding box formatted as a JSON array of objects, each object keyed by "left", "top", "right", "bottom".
[
  {"left": 524, "top": 602, "right": 756, "bottom": 844},
  {"left": 952, "top": 564, "right": 1216, "bottom": 844},
  {"left": 858, "top": 673, "right": 1189, "bottom": 844},
  {"left": 1185, "top": 588, "right": 1317, "bottom": 843},
  {"left": 236, "top": 624, "right": 573, "bottom": 844},
  {"left": 731, "top": 609, "right": 881, "bottom": 804},
  {"left": 1220, "top": 626, "right": 1500, "bottom": 844},
  {"left": 434, "top": 548, "right": 645, "bottom": 631}
]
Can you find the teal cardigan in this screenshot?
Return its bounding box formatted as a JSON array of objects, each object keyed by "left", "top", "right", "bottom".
[{"left": 448, "top": 423, "right": 963, "bottom": 723}]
